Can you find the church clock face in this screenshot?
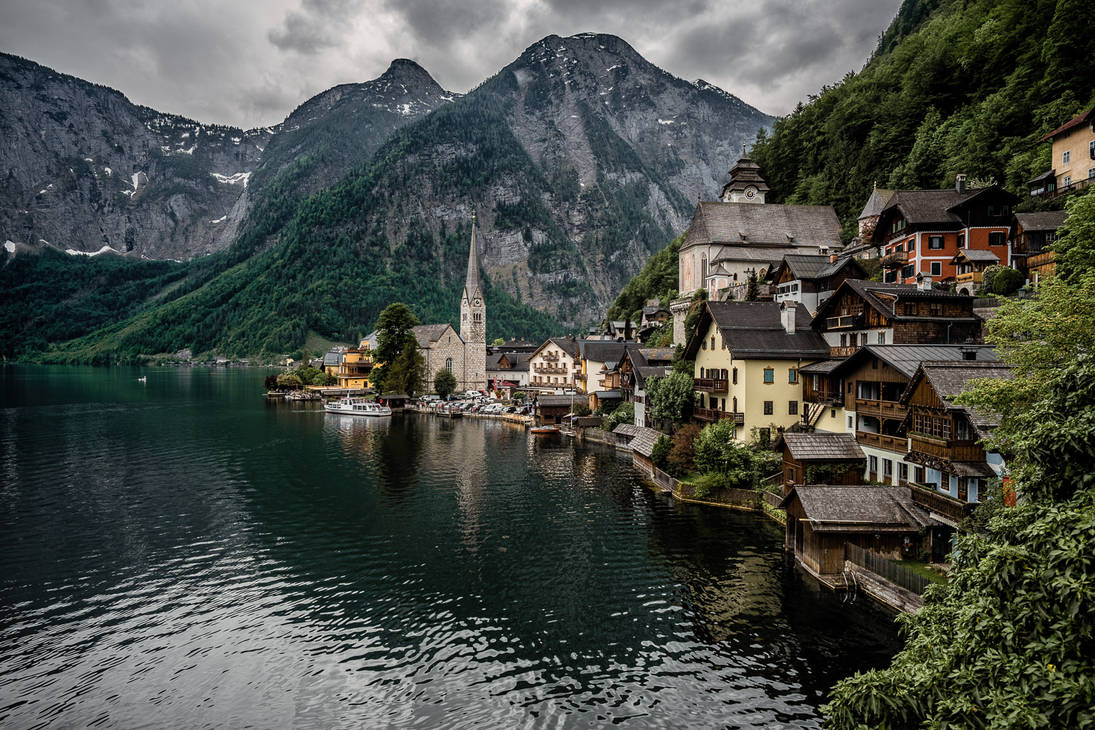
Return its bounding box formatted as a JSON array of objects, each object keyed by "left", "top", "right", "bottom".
[
  {"left": 474, "top": 298, "right": 481, "bottom": 306},
  {"left": 745, "top": 186, "right": 757, "bottom": 199}
]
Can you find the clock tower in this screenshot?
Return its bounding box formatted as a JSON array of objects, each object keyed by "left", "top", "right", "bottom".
[
  {"left": 460, "top": 214, "right": 487, "bottom": 390},
  {"left": 720, "top": 144, "right": 769, "bottom": 204}
]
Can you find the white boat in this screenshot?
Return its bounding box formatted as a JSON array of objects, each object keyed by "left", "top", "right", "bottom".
[{"left": 324, "top": 397, "right": 392, "bottom": 417}]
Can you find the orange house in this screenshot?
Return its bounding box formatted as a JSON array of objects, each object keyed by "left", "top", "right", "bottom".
[{"left": 871, "top": 177, "right": 1018, "bottom": 286}]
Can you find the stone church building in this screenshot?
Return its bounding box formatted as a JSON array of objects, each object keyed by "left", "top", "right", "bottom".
[{"left": 414, "top": 219, "right": 487, "bottom": 392}]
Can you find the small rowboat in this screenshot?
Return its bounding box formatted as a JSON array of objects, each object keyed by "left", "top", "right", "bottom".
[{"left": 530, "top": 425, "right": 559, "bottom": 436}]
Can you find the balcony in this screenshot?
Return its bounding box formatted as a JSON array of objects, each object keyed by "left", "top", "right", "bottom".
[
  {"left": 694, "top": 377, "right": 729, "bottom": 393},
  {"left": 881, "top": 251, "right": 909, "bottom": 269},
  {"left": 825, "top": 313, "right": 864, "bottom": 330},
  {"left": 909, "top": 482, "right": 975, "bottom": 524},
  {"left": 829, "top": 345, "right": 858, "bottom": 358},
  {"left": 856, "top": 430, "right": 908, "bottom": 452},
  {"left": 694, "top": 408, "right": 744, "bottom": 425},
  {"left": 534, "top": 364, "right": 569, "bottom": 375},
  {"left": 908, "top": 433, "right": 986, "bottom": 462},
  {"left": 955, "top": 271, "right": 983, "bottom": 285},
  {"left": 854, "top": 398, "right": 906, "bottom": 419},
  {"left": 804, "top": 389, "right": 843, "bottom": 406},
  {"left": 541, "top": 352, "right": 559, "bottom": 361}
]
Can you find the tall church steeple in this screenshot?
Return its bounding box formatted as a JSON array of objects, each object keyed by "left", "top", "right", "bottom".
[
  {"left": 720, "top": 144, "right": 770, "bottom": 204},
  {"left": 460, "top": 213, "right": 487, "bottom": 389}
]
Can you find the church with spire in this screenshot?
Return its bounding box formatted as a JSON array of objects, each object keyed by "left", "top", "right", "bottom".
[{"left": 409, "top": 216, "right": 487, "bottom": 393}]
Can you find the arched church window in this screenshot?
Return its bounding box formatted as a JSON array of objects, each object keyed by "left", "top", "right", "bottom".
[{"left": 446, "top": 357, "right": 453, "bottom": 371}]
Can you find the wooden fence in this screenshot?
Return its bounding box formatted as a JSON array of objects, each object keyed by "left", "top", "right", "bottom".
[{"left": 845, "top": 543, "right": 930, "bottom": 595}]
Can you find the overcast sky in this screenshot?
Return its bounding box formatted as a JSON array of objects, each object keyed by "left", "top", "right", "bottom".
[{"left": 0, "top": 0, "right": 902, "bottom": 129}]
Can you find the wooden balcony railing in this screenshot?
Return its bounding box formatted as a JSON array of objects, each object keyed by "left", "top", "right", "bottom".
[
  {"left": 829, "top": 345, "right": 858, "bottom": 358},
  {"left": 534, "top": 364, "right": 569, "bottom": 375},
  {"left": 955, "top": 271, "right": 983, "bottom": 284},
  {"left": 804, "top": 389, "right": 843, "bottom": 406},
  {"left": 909, "top": 482, "right": 976, "bottom": 523},
  {"left": 694, "top": 408, "right": 744, "bottom": 425},
  {"left": 854, "top": 398, "right": 906, "bottom": 419},
  {"left": 694, "top": 377, "right": 729, "bottom": 393},
  {"left": 908, "top": 434, "right": 986, "bottom": 462},
  {"left": 856, "top": 430, "right": 908, "bottom": 452}
]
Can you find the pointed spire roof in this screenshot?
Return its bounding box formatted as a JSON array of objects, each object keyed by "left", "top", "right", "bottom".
[
  {"left": 721, "top": 146, "right": 769, "bottom": 198},
  {"left": 464, "top": 212, "right": 482, "bottom": 300}
]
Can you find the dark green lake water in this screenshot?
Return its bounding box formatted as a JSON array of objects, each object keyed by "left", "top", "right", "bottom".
[{"left": 0, "top": 366, "right": 899, "bottom": 728}]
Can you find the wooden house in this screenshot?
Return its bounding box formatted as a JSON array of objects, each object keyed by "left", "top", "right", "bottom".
[
  {"left": 1012, "top": 210, "right": 1068, "bottom": 283},
  {"left": 811, "top": 279, "right": 981, "bottom": 358},
  {"left": 871, "top": 179, "right": 1018, "bottom": 284},
  {"left": 619, "top": 347, "right": 672, "bottom": 427},
  {"left": 1027, "top": 107, "right": 1095, "bottom": 200},
  {"left": 901, "top": 361, "right": 1013, "bottom": 507},
  {"left": 951, "top": 249, "right": 1001, "bottom": 295},
  {"left": 775, "top": 432, "right": 865, "bottom": 492},
  {"left": 770, "top": 254, "right": 866, "bottom": 314},
  {"left": 779, "top": 486, "right": 936, "bottom": 580},
  {"left": 534, "top": 394, "right": 578, "bottom": 425}
]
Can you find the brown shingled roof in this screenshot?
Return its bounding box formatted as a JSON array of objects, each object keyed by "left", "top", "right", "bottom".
[
  {"left": 778, "top": 432, "right": 865, "bottom": 462},
  {"left": 681, "top": 201, "right": 842, "bottom": 251},
  {"left": 779, "top": 486, "right": 934, "bottom": 532}
]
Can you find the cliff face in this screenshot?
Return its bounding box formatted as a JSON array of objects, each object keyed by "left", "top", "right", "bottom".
[{"left": 0, "top": 53, "right": 269, "bottom": 260}]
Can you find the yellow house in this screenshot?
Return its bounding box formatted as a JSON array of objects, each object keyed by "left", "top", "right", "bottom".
[
  {"left": 684, "top": 301, "right": 829, "bottom": 442},
  {"left": 1028, "top": 107, "right": 1095, "bottom": 198},
  {"left": 336, "top": 347, "right": 373, "bottom": 390}
]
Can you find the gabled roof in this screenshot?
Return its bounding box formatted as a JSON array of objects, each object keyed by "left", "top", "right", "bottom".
[
  {"left": 797, "top": 359, "right": 845, "bottom": 375},
  {"left": 638, "top": 347, "right": 675, "bottom": 364},
  {"left": 1040, "top": 107, "right": 1095, "bottom": 141},
  {"left": 613, "top": 423, "right": 640, "bottom": 438},
  {"left": 681, "top": 201, "right": 843, "bottom": 251},
  {"left": 628, "top": 427, "right": 663, "bottom": 458},
  {"left": 322, "top": 350, "right": 342, "bottom": 367},
  {"left": 812, "top": 279, "right": 975, "bottom": 327},
  {"left": 952, "top": 249, "right": 1000, "bottom": 264},
  {"left": 778, "top": 486, "right": 934, "bottom": 532},
  {"left": 536, "top": 395, "right": 578, "bottom": 408},
  {"left": 1015, "top": 210, "right": 1068, "bottom": 232},
  {"left": 533, "top": 337, "right": 580, "bottom": 359},
  {"left": 872, "top": 186, "right": 1019, "bottom": 241},
  {"left": 901, "top": 361, "right": 1015, "bottom": 436},
  {"left": 413, "top": 323, "right": 459, "bottom": 348},
  {"left": 830, "top": 344, "right": 999, "bottom": 380},
  {"left": 777, "top": 432, "right": 865, "bottom": 461},
  {"left": 579, "top": 339, "right": 633, "bottom": 363},
  {"left": 773, "top": 253, "right": 867, "bottom": 282},
  {"left": 684, "top": 301, "right": 829, "bottom": 360}
]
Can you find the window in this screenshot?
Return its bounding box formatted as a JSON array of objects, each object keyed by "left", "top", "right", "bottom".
[
  {"left": 788, "top": 400, "right": 798, "bottom": 415},
  {"left": 899, "top": 463, "right": 909, "bottom": 483},
  {"left": 930, "top": 302, "right": 943, "bottom": 316},
  {"left": 956, "top": 419, "right": 970, "bottom": 440},
  {"left": 904, "top": 302, "right": 917, "bottom": 316},
  {"left": 928, "top": 235, "right": 944, "bottom": 250},
  {"left": 869, "top": 455, "right": 878, "bottom": 476},
  {"left": 988, "top": 231, "right": 1006, "bottom": 246},
  {"left": 877, "top": 331, "right": 886, "bottom": 344},
  {"left": 957, "top": 233, "right": 966, "bottom": 248},
  {"left": 763, "top": 400, "right": 774, "bottom": 415},
  {"left": 914, "top": 466, "right": 924, "bottom": 484},
  {"left": 1090, "top": 168, "right": 1095, "bottom": 180},
  {"left": 1064, "top": 175, "right": 1072, "bottom": 187},
  {"left": 847, "top": 415, "right": 854, "bottom": 429},
  {"left": 711, "top": 336, "right": 716, "bottom": 350},
  {"left": 701, "top": 339, "right": 707, "bottom": 350},
  {"left": 788, "top": 368, "right": 797, "bottom": 384},
  {"left": 1090, "top": 140, "right": 1095, "bottom": 159},
  {"left": 1063, "top": 150, "right": 1071, "bottom": 164},
  {"left": 930, "top": 261, "right": 942, "bottom": 276},
  {"left": 732, "top": 368, "right": 738, "bottom": 384},
  {"left": 763, "top": 368, "right": 774, "bottom": 384},
  {"left": 445, "top": 357, "right": 453, "bottom": 371},
  {"left": 883, "top": 459, "right": 893, "bottom": 479},
  {"left": 859, "top": 333, "right": 868, "bottom": 346},
  {"left": 902, "top": 264, "right": 914, "bottom": 279}
]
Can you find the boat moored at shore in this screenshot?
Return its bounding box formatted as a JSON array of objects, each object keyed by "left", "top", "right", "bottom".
[{"left": 324, "top": 397, "right": 392, "bottom": 417}]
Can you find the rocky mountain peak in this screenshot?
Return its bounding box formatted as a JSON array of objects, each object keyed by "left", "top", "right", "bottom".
[{"left": 379, "top": 58, "right": 441, "bottom": 90}]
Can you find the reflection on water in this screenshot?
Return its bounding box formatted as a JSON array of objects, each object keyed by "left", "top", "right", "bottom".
[{"left": 0, "top": 366, "right": 899, "bottom": 728}]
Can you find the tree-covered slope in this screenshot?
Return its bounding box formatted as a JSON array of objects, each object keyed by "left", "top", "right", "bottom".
[{"left": 751, "top": 0, "right": 1095, "bottom": 238}]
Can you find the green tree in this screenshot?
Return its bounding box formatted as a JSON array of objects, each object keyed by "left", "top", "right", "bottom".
[
  {"left": 434, "top": 368, "right": 457, "bottom": 399},
  {"left": 667, "top": 422, "right": 702, "bottom": 476},
  {"left": 991, "top": 266, "right": 1024, "bottom": 295},
  {"left": 745, "top": 270, "right": 759, "bottom": 301},
  {"left": 650, "top": 435, "right": 671, "bottom": 471},
  {"left": 384, "top": 342, "right": 424, "bottom": 397},
  {"left": 373, "top": 302, "right": 420, "bottom": 388},
  {"left": 1053, "top": 192, "right": 1095, "bottom": 283},
  {"left": 602, "top": 401, "right": 634, "bottom": 431},
  {"left": 646, "top": 371, "right": 694, "bottom": 423}
]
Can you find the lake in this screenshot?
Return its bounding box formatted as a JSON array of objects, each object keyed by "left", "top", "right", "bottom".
[{"left": 0, "top": 366, "right": 899, "bottom": 728}]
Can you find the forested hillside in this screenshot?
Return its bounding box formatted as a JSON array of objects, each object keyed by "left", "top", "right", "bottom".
[{"left": 751, "top": 0, "right": 1095, "bottom": 238}]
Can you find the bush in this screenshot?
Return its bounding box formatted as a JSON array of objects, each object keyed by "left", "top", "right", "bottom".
[
  {"left": 667, "top": 423, "right": 701, "bottom": 476},
  {"left": 651, "top": 435, "right": 671, "bottom": 470},
  {"left": 979, "top": 264, "right": 1002, "bottom": 293},
  {"left": 992, "top": 266, "right": 1024, "bottom": 295},
  {"left": 690, "top": 472, "right": 735, "bottom": 498},
  {"left": 571, "top": 402, "right": 592, "bottom": 417},
  {"left": 602, "top": 401, "right": 634, "bottom": 431}
]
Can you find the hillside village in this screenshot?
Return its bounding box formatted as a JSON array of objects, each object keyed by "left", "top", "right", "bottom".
[{"left": 299, "top": 103, "right": 1094, "bottom": 613}]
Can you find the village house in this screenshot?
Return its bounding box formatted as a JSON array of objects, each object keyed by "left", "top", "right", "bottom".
[
  {"left": 805, "top": 344, "right": 998, "bottom": 495},
  {"left": 1027, "top": 106, "right": 1095, "bottom": 200},
  {"left": 901, "top": 360, "right": 1013, "bottom": 507},
  {"left": 775, "top": 432, "right": 865, "bottom": 492},
  {"left": 684, "top": 301, "right": 828, "bottom": 442},
  {"left": 528, "top": 337, "right": 581, "bottom": 393},
  {"left": 577, "top": 339, "right": 632, "bottom": 409},
  {"left": 856, "top": 184, "right": 895, "bottom": 240},
  {"left": 872, "top": 177, "right": 1019, "bottom": 285},
  {"left": 811, "top": 279, "right": 982, "bottom": 358},
  {"left": 534, "top": 394, "right": 579, "bottom": 425},
  {"left": 322, "top": 349, "right": 343, "bottom": 378},
  {"left": 770, "top": 253, "right": 867, "bottom": 314},
  {"left": 618, "top": 347, "right": 673, "bottom": 427},
  {"left": 486, "top": 351, "right": 531, "bottom": 391},
  {"left": 1012, "top": 210, "right": 1068, "bottom": 283},
  {"left": 335, "top": 346, "right": 373, "bottom": 390},
  {"left": 950, "top": 249, "right": 1002, "bottom": 295}
]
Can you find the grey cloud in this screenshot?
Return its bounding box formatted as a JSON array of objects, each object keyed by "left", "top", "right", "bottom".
[{"left": 268, "top": 0, "right": 360, "bottom": 54}]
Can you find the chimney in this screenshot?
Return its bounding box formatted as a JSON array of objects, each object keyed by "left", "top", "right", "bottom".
[
  {"left": 780, "top": 301, "right": 797, "bottom": 334},
  {"left": 916, "top": 273, "right": 933, "bottom": 291},
  {"left": 955, "top": 173, "right": 968, "bottom": 193},
  {"left": 829, "top": 253, "right": 838, "bottom": 264}
]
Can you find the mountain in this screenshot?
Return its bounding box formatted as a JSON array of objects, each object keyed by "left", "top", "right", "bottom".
[
  {"left": 750, "top": 0, "right": 1095, "bottom": 237},
  {"left": 0, "top": 52, "right": 270, "bottom": 260},
  {"left": 7, "top": 33, "right": 773, "bottom": 361}
]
